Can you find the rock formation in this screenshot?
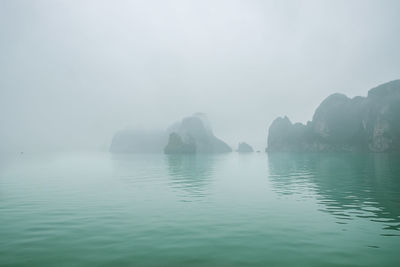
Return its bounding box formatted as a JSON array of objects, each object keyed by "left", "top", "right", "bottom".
[
  {"left": 110, "top": 113, "right": 231, "bottom": 154},
  {"left": 164, "top": 132, "right": 196, "bottom": 154},
  {"left": 237, "top": 142, "right": 254, "bottom": 153},
  {"left": 267, "top": 80, "right": 400, "bottom": 152},
  {"left": 164, "top": 113, "right": 232, "bottom": 154}
]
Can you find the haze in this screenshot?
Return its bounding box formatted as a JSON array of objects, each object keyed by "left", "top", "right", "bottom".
[{"left": 1, "top": 0, "right": 400, "bottom": 152}]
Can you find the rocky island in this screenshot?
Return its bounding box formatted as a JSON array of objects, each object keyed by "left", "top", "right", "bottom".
[
  {"left": 237, "top": 142, "right": 254, "bottom": 153},
  {"left": 164, "top": 113, "right": 232, "bottom": 154},
  {"left": 267, "top": 80, "right": 400, "bottom": 152},
  {"left": 110, "top": 113, "right": 232, "bottom": 154}
]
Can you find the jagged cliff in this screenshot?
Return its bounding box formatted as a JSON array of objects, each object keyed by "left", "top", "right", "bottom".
[{"left": 267, "top": 80, "right": 400, "bottom": 152}]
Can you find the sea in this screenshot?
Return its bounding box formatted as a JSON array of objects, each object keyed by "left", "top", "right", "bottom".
[{"left": 1, "top": 152, "right": 399, "bottom": 266}]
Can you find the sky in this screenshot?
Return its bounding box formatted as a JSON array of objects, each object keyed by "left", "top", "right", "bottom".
[{"left": 1, "top": 0, "right": 400, "bottom": 152}]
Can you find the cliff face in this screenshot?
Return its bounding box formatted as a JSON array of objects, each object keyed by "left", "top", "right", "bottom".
[
  {"left": 267, "top": 80, "right": 400, "bottom": 152},
  {"left": 164, "top": 114, "right": 232, "bottom": 154}
]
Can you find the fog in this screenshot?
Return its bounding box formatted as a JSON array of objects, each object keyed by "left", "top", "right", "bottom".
[{"left": 1, "top": 0, "right": 399, "bottom": 152}]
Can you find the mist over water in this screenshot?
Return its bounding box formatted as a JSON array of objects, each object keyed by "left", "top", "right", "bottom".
[
  {"left": 1, "top": 1, "right": 400, "bottom": 266},
  {"left": 1, "top": 152, "right": 400, "bottom": 266},
  {"left": 1, "top": 0, "right": 400, "bottom": 152}
]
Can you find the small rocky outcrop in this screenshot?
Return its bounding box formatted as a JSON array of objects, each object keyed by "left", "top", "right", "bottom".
[
  {"left": 267, "top": 80, "right": 400, "bottom": 152},
  {"left": 237, "top": 142, "right": 254, "bottom": 153}
]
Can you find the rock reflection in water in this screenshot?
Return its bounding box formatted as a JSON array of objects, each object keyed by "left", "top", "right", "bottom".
[
  {"left": 165, "top": 154, "right": 215, "bottom": 198},
  {"left": 267, "top": 153, "right": 400, "bottom": 232}
]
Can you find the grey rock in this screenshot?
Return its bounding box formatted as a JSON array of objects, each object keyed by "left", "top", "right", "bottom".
[
  {"left": 164, "top": 113, "right": 232, "bottom": 154},
  {"left": 267, "top": 80, "right": 400, "bottom": 152},
  {"left": 237, "top": 142, "right": 254, "bottom": 153}
]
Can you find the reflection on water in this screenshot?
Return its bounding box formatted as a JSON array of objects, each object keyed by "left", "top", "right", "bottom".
[
  {"left": 165, "top": 154, "right": 215, "bottom": 198},
  {"left": 1, "top": 152, "right": 400, "bottom": 266},
  {"left": 110, "top": 153, "right": 217, "bottom": 199},
  {"left": 268, "top": 153, "right": 400, "bottom": 234},
  {"left": 111, "top": 153, "right": 167, "bottom": 185}
]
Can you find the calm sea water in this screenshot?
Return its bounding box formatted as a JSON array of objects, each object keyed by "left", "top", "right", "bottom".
[{"left": 0, "top": 152, "right": 399, "bottom": 266}]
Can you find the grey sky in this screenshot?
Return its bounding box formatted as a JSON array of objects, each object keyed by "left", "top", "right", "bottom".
[{"left": 1, "top": 0, "right": 399, "bottom": 152}]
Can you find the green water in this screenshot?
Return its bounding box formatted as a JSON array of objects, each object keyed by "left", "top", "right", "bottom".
[{"left": 0, "top": 152, "right": 399, "bottom": 266}]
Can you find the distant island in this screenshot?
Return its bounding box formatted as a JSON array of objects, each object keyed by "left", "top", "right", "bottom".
[
  {"left": 110, "top": 113, "right": 232, "bottom": 154},
  {"left": 111, "top": 80, "right": 400, "bottom": 154},
  {"left": 164, "top": 113, "right": 232, "bottom": 154},
  {"left": 237, "top": 142, "right": 254, "bottom": 153},
  {"left": 267, "top": 80, "right": 400, "bottom": 152}
]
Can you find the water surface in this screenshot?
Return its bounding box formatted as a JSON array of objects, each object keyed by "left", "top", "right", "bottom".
[{"left": 0, "top": 152, "right": 399, "bottom": 266}]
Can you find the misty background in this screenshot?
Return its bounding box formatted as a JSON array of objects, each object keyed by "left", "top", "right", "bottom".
[{"left": 1, "top": 0, "right": 399, "bottom": 152}]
